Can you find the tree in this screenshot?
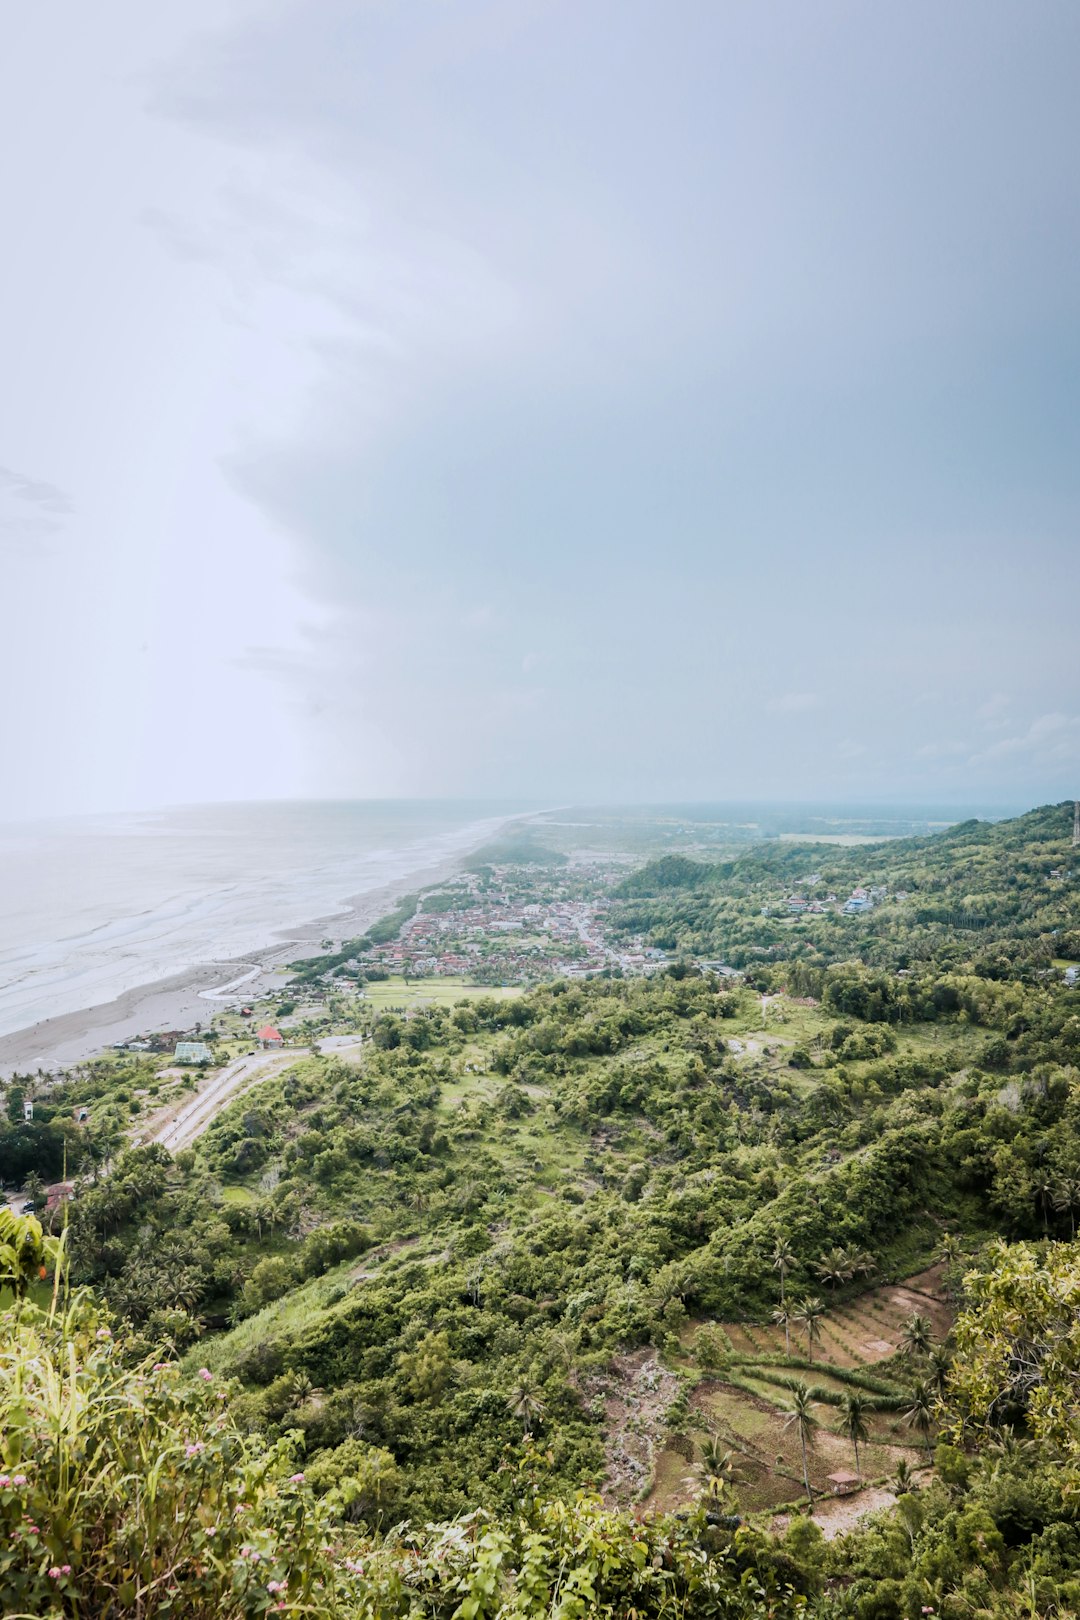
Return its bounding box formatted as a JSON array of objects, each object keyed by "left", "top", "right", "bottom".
[
  {"left": 795, "top": 1296, "right": 826, "bottom": 1364},
  {"left": 783, "top": 1380, "right": 819, "bottom": 1507},
  {"left": 772, "top": 1303, "right": 793, "bottom": 1357},
  {"left": 948, "top": 1240, "right": 1080, "bottom": 1478},
  {"left": 904, "top": 1378, "right": 935, "bottom": 1462},
  {"left": 683, "top": 1434, "right": 740, "bottom": 1504},
  {"left": 508, "top": 1376, "right": 546, "bottom": 1436},
  {"left": 900, "top": 1312, "right": 933, "bottom": 1359},
  {"left": 772, "top": 1236, "right": 796, "bottom": 1306},
  {"left": 814, "top": 1247, "right": 853, "bottom": 1289},
  {"left": 1051, "top": 1176, "right": 1080, "bottom": 1239},
  {"left": 927, "top": 1344, "right": 952, "bottom": 1397},
  {"left": 837, "top": 1391, "right": 870, "bottom": 1478}
]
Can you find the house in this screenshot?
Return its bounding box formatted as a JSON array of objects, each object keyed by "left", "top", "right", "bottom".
[
  {"left": 257, "top": 1025, "right": 284, "bottom": 1049},
  {"left": 23, "top": 1099, "right": 33, "bottom": 1121},
  {"left": 827, "top": 1470, "right": 861, "bottom": 1496},
  {"left": 46, "top": 1181, "right": 75, "bottom": 1210},
  {"left": 174, "top": 1041, "right": 213, "bottom": 1065},
  {"left": 73, "top": 1106, "right": 89, "bottom": 1124}
]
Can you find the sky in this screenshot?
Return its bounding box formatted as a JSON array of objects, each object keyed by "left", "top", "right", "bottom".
[{"left": 2, "top": 1, "right": 1078, "bottom": 817}]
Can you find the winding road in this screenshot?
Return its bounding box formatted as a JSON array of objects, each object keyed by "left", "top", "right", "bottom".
[{"left": 148, "top": 1047, "right": 303, "bottom": 1154}]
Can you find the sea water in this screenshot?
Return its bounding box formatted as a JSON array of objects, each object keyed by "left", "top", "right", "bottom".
[{"left": 0, "top": 800, "right": 524, "bottom": 1037}]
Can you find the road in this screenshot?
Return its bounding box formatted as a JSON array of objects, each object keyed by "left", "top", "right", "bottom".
[{"left": 148, "top": 1047, "right": 303, "bottom": 1154}]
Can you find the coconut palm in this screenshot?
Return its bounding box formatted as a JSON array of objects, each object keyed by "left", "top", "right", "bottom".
[
  {"left": 783, "top": 1380, "right": 819, "bottom": 1507},
  {"left": 683, "top": 1435, "right": 741, "bottom": 1503},
  {"left": 508, "top": 1377, "right": 546, "bottom": 1436},
  {"left": 927, "top": 1344, "right": 952, "bottom": 1397},
  {"left": 815, "top": 1247, "right": 854, "bottom": 1289},
  {"left": 900, "top": 1312, "right": 934, "bottom": 1359},
  {"left": 772, "top": 1237, "right": 796, "bottom": 1306},
  {"left": 1051, "top": 1176, "right": 1080, "bottom": 1239},
  {"left": 890, "top": 1457, "right": 917, "bottom": 1495},
  {"left": 795, "top": 1296, "right": 827, "bottom": 1364},
  {"left": 904, "top": 1379, "right": 936, "bottom": 1462},
  {"left": 837, "top": 1391, "right": 871, "bottom": 1478},
  {"left": 772, "top": 1302, "right": 793, "bottom": 1357},
  {"left": 1033, "top": 1171, "right": 1055, "bottom": 1234}
]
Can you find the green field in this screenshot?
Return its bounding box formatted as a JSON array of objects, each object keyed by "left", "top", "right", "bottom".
[{"left": 357, "top": 975, "right": 523, "bottom": 1011}]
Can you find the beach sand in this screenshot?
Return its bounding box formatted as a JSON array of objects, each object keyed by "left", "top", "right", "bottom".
[{"left": 0, "top": 850, "right": 470, "bottom": 1077}]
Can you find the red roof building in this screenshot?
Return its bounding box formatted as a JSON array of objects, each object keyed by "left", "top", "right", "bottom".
[{"left": 257, "top": 1025, "right": 284, "bottom": 1048}]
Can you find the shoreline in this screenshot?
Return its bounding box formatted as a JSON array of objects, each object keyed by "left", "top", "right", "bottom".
[{"left": 0, "top": 827, "right": 518, "bottom": 1078}]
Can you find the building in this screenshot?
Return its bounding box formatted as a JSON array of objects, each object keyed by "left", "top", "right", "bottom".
[
  {"left": 73, "top": 1107, "right": 89, "bottom": 1124},
  {"left": 257, "top": 1025, "right": 284, "bottom": 1049},
  {"left": 46, "top": 1182, "right": 75, "bottom": 1210},
  {"left": 174, "top": 1041, "right": 213, "bottom": 1065},
  {"left": 826, "top": 1471, "right": 861, "bottom": 1496},
  {"left": 22, "top": 1099, "right": 33, "bottom": 1121}
]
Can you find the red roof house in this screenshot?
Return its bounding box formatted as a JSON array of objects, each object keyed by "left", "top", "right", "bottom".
[{"left": 257, "top": 1025, "right": 284, "bottom": 1048}]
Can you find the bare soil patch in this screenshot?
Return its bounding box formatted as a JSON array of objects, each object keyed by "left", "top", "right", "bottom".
[{"left": 586, "top": 1349, "right": 681, "bottom": 1506}]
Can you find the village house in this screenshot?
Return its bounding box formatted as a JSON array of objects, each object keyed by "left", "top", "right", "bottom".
[{"left": 257, "top": 1025, "right": 284, "bottom": 1049}]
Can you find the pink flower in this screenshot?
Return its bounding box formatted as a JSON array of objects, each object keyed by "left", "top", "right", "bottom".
[
  {"left": 96, "top": 1327, "right": 111, "bottom": 1340},
  {"left": 0, "top": 1476, "right": 9, "bottom": 1488},
  {"left": 153, "top": 1362, "right": 168, "bottom": 1372},
  {"left": 62, "top": 1565, "right": 72, "bottom": 1575},
  {"left": 12, "top": 1475, "right": 27, "bottom": 1486},
  {"left": 289, "top": 1472, "right": 305, "bottom": 1484},
  {"left": 267, "top": 1579, "right": 287, "bottom": 1593},
  {"left": 48, "top": 1567, "right": 63, "bottom": 1580},
  {"left": 198, "top": 1368, "right": 213, "bottom": 1382},
  {"left": 185, "top": 1442, "right": 205, "bottom": 1457}
]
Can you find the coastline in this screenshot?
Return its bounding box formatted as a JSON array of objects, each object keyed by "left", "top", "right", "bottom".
[{"left": 0, "top": 834, "right": 504, "bottom": 1078}]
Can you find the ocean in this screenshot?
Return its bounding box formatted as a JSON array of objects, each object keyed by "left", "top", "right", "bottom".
[{"left": 0, "top": 800, "right": 522, "bottom": 1039}]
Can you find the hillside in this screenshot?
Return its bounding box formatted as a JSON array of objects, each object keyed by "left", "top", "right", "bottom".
[{"left": 3, "top": 801, "right": 1080, "bottom": 1614}]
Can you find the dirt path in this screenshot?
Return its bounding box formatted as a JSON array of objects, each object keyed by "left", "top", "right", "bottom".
[{"left": 144, "top": 1048, "right": 303, "bottom": 1154}]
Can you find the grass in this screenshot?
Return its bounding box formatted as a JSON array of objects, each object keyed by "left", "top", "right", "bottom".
[{"left": 358, "top": 977, "right": 523, "bottom": 1011}]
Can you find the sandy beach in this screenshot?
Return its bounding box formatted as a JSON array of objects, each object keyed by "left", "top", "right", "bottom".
[{"left": 0, "top": 847, "right": 474, "bottom": 1078}]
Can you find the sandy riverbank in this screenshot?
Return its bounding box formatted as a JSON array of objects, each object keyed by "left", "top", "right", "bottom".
[{"left": 0, "top": 847, "right": 475, "bottom": 1078}]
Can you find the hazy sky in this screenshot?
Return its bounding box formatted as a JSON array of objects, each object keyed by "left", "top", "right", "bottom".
[{"left": 2, "top": 2, "right": 1078, "bottom": 816}]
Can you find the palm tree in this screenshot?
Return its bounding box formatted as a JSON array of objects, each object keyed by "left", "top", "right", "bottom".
[
  {"left": 783, "top": 1381, "right": 819, "bottom": 1507},
  {"left": 1052, "top": 1176, "right": 1080, "bottom": 1239},
  {"left": 900, "top": 1312, "right": 933, "bottom": 1360},
  {"left": 508, "top": 1377, "right": 546, "bottom": 1437},
  {"left": 815, "top": 1247, "right": 854, "bottom": 1289},
  {"left": 837, "top": 1391, "right": 870, "bottom": 1479},
  {"left": 684, "top": 1435, "right": 741, "bottom": 1503},
  {"left": 937, "top": 1233, "right": 964, "bottom": 1304},
  {"left": 772, "top": 1237, "right": 795, "bottom": 1306},
  {"left": 772, "top": 1303, "right": 793, "bottom": 1357},
  {"left": 1033, "top": 1172, "right": 1055, "bottom": 1234},
  {"left": 904, "top": 1379, "right": 936, "bottom": 1463},
  {"left": 795, "top": 1296, "right": 826, "bottom": 1364},
  {"left": 890, "top": 1457, "right": 917, "bottom": 1496},
  {"left": 927, "top": 1345, "right": 952, "bottom": 1398}
]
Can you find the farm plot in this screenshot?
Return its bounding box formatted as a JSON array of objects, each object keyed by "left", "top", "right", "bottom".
[
  {"left": 647, "top": 1265, "right": 951, "bottom": 1516},
  {"left": 718, "top": 1264, "right": 950, "bottom": 1368}
]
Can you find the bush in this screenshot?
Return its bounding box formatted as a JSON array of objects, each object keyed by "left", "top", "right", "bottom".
[{"left": 0, "top": 1294, "right": 338, "bottom": 1617}]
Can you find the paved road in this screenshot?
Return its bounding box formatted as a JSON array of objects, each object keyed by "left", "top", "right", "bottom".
[{"left": 149, "top": 1048, "right": 302, "bottom": 1154}]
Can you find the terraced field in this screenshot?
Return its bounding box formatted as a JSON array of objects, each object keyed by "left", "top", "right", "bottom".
[
  {"left": 641, "top": 1266, "right": 951, "bottom": 1519},
  {"left": 720, "top": 1264, "right": 949, "bottom": 1367}
]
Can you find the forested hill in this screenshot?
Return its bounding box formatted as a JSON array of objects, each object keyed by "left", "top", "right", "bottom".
[{"left": 612, "top": 800, "right": 1080, "bottom": 974}]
